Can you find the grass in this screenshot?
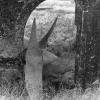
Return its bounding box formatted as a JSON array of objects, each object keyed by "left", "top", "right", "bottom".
[
  {"left": 0, "top": 84, "right": 100, "bottom": 100},
  {"left": 0, "top": 68, "right": 99, "bottom": 100},
  {"left": 52, "top": 87, "right": 100, "bottom": 100}
]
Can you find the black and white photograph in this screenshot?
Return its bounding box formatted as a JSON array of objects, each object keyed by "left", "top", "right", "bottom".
[{"left": 0, "top": 0, "right": 100, "bottom": 100}]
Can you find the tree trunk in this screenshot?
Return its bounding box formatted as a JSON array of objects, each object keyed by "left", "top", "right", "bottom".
[{"left": 75, "top": 0, "right": 100, "bottom": 90}]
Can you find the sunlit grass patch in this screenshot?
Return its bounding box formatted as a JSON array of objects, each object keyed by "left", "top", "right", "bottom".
[
  {"left": 0, "top": 82, "right": 100, "bottom": 100},
  {"left": 52, "top": 85, "right": 100, "bottom": 100}
]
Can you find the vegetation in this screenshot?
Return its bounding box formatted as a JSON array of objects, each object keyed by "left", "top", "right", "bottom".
[{"left": 0, "top": 0, "right": 100, "bottom": 100}]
